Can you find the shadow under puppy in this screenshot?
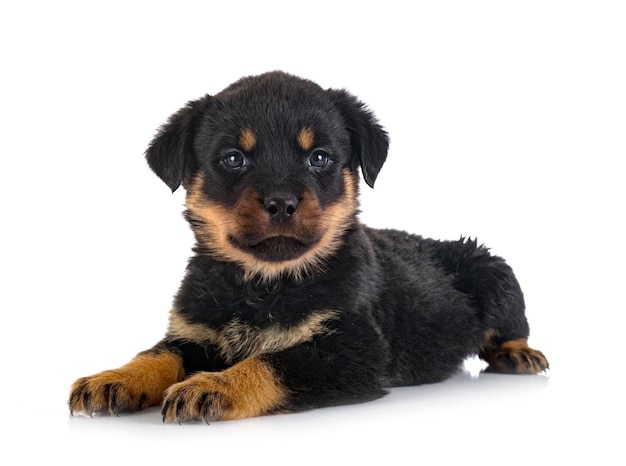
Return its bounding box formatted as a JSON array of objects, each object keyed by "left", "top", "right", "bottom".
[{"left": 69, "top": 71, "right": 548, "bottom": 423}]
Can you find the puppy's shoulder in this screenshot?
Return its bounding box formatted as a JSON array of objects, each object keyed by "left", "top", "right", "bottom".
[{"left": 362, "top": 226, "right": 426, "bottom": 256}]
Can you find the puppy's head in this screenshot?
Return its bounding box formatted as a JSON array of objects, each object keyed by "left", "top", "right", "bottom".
[{"left": 146, "top": 71, "right": 389, "bottom": 281}]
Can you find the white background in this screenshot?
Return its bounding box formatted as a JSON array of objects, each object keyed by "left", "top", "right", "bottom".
[{"left": 1, "top": 1, "right": 624, "bottom": 464}]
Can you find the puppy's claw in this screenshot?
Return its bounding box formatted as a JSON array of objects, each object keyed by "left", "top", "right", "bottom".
[
  {"left": 82, "top": 392, "right": 92, "bottom": 416},
  {"left": 175, "top": 398, "right": 185, "bottom": 424},
  {"left": 161, "top": 399, "right": 173, "bottom": 423},
  {"left": 198, "top": 393, "right": 212, "bottom": 425}
]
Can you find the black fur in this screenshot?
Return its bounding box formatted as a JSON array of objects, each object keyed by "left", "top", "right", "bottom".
[{"left": 69, "top": 71, "right": 547, "bottom": 422}]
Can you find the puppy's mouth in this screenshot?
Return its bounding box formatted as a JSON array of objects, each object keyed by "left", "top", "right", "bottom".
[{"left": 229, "top": 235, "right": 318, "bottom": 262}]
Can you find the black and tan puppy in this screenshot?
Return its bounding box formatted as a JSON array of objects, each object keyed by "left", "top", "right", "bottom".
[{"left": 69, "top": 71, "right": 548, "bottom": 423}]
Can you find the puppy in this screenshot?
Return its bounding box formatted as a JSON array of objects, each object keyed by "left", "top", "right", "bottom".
[{"left": 69, "top": 71, "right": 548, "bottom": 423}]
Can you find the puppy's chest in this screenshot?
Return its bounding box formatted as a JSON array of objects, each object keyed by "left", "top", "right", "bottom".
[
  {"left": 172, "top": 271, "right": 347, "bottom": 362},
  {"left": 169, "top": 306, "right": 338, "bottom": 364},
  {"left": 217, "top": 309, "right": 337, "bottom": 363}
]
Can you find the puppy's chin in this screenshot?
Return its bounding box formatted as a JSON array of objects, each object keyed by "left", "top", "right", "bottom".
[{"left": 229, "top": 235, "right": 318, "bottom": 262}]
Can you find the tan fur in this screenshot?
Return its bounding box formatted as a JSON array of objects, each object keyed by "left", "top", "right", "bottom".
[
  {"left": 167, "top": 309, "right": 338, "bottom": 363},
  {"left": 480, "top": 332, "right": 548, "bottom": 374},
  {"left": 68, "top": 351, "right": 185, "bottom": 416},
  {"left": 297, "top": 127, "right": 315, "bottom": 151},
  {"left": 185, "top": 168, "right": 358, "bottom": 282},
  {"left": 239, "top": 128, "right": 257, "bottom": 151},
  {"left": 162, "top": 356, "right": 287, "bottom": 422}
]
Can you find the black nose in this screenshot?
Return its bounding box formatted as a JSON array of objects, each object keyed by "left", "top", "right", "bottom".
[{"left": 265, "top": 194, "right": 299, "bottom": 221}]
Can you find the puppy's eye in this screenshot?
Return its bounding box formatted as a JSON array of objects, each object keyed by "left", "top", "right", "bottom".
[
  {"left": 308, "top": 149, "right": 331, "bottom": 169},
  {"left": 222, "top": 150, "right": 247, "bottom": 170}
]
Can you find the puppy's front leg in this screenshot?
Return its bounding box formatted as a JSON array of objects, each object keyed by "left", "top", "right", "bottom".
[
  {"left": 162, "top": 325, "right": 387, "bottom": 423},
  {"left": 161, "top": 355, "right": 286, "bottom": 423},
  {"left": 69, "top": 347, "right": 185, "bottom": 417}
]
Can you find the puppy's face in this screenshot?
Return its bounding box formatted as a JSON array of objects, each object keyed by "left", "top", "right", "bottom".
[{"left": 146, "top": 72, "right": 388, "bottom": 281}]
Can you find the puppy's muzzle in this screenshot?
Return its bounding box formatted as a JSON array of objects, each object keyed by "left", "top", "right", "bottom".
[{"left": 264, "top": 193, "right": 299, "bottom": 222}]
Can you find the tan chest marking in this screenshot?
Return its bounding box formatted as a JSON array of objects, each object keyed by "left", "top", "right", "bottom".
[{"left": 167, "top": 309, "right": 338, "bottom": 363}]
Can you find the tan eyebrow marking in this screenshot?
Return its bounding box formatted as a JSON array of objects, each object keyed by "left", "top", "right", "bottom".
[
  {"left": 297, "top": 127, "right": 315, "bottom": 151},
  {"left": 239, "top": 129, "right": 257, "bottom": 151}
]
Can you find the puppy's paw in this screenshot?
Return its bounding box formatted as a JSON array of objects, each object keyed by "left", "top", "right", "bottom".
[
  {"left": 161, "top": 374, "right": 232, "bottom": 423},
  {"left": 161, "top": 356, "right": 287, "bottom": 423},
  {"left": 69, "top": 370, "right": 150, "bottom": 417},
  {"left": 484, "top": 339, "right": 549, "bottom": 374},
  {"left": 68, "top": 351, "right": 185, "bottom": 417}
]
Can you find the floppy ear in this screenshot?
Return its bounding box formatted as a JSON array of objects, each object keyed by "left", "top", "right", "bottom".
[
  {"left": 145, "top": 98, "right": 205, "bottom": 192},
  {"left": 328, "top": 89, "right": 389, "bottom": 188}
]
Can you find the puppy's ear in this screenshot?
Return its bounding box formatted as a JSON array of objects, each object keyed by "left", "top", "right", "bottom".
[
  {"left": 145, "top": 98, "right": 205, "bottom": 192},
  {"left": 328, "top": 89, "right": 389, "bottom": 188}
]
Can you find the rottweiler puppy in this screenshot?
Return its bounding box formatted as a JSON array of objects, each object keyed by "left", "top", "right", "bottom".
[{"left": 69, "top": 71, "right": 548, "bottom": 423}]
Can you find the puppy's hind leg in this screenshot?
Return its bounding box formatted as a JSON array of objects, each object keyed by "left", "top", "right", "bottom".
[
  {"left": 425, "top": 237, "right": 549, "bottom": 374},
  {"left": 479, "top": 331, "right": 549, "bottom": 374}
]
